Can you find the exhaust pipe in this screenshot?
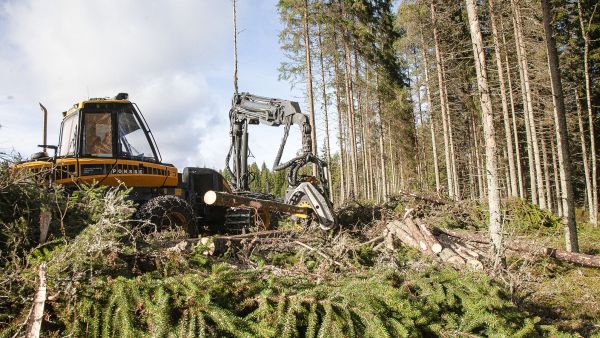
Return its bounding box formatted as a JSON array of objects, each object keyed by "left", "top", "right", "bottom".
[{"left": 39, "top": 103, "right": 47, "bottom": 153}]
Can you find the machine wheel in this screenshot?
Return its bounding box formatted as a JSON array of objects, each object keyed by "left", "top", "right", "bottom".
[{"left": 136, "top": 195, "right": 197, "bottom": 237}]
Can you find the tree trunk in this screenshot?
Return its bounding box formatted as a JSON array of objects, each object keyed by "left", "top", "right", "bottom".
[
  {"left": 551, "top": 136, "right": 563, "bottom": 216},
  {"left": 576, "top": 90, "right": 593, "bottom": 220},
  {"left": 342, "top": 22, "right": 358, "bottom": 198},
  {"left": 511, "top": 0, "right": 540, "bottom": 206},
  {"left": 445, "top": 72, "right": 460, "bottom": 199},
  {"left": 472, "top": 110, "right": 485, "bottom": 199},
  {"left": 316, "top": 22, "right": 333, "bottom": 202},
  {"left": 332, "top": 32, "right": 346, "bottom": 203},
  {"left": 468, "top": 150, "right": 476, "bottom": 199},
  {"left": 541, "top": 134, "right": 552, "bottom": 209},
  {"left": 431, "top": 3, "right": 455, "bottom": 200},
  {"left": 354, "top": 52, "right": 368, "bottom": 199},
  {"left": 365, "top": 67, "right": 374, "bottom": 200},
  {"left": 489, "top": 0, "right": 518, "bottom": 197},
  {"left": 577, "top": 0, "right": 598, "bottom": 227},
  {"left": 466, "top": 0, "right": 504, "bottom": 268},
  {"left": 438, "top": 228, "right": 599, "bottom": 268},
  {"left": 302, "top": 0, "right": 318, "bottom": 176},
  {"left": 511, "top": 0, "right": 546, "bottom": 209},
  {"left": 412, "top": 60, "right": 424, "bottom": 189},
  {"left": 389, "top": 123, "right": 397, "bottom": 195},
  {"left": 502, "top": 24, "right": 525, "bottom": 199},
  {"left": 420, "top": 32, "right": 441, "bottom": 193},
  {"left": 541, "top": 0, "right": 579, "bottom": 252},
  {"left": 375, "top": 73, "right": 388, "bottom": 201},
  {"left": 25, "top": 263, "right": 47, "bottom": 338}
]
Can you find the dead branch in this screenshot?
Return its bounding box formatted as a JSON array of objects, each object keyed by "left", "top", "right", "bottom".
[
  {"left": 396, "top": 190, "right": 448, "bottom": 205},
  {"left": 293, "top": 240, "right": 344, "bottom": 268}
]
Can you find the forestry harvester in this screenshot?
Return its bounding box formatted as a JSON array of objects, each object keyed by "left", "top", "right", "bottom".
[{"left": 14, "top": 93, "right": 335, "bottom": 235}]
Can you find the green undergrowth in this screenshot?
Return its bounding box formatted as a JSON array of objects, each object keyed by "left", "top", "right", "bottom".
[
  {"left": 0, "top": 163, "right": 593, "bottom": 337},
  {"left": 4, "top": 263, "right": 560, "bottom": 337},
  {"left": 502, "top": 198, "right": 562, "bottom": 236}
]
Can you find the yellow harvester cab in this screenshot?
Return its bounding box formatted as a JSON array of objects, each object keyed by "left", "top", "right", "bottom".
[{"left": 15, "top": 93, "right": 232, "bottom": 236}]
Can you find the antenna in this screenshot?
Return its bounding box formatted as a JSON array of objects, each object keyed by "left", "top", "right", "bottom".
[{"left": 232, "top": 0, "right": 239, "bottom": 95}]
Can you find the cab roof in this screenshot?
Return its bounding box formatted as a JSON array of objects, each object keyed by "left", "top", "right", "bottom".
[{"left": 63, "top": 93, "right": 131, "bottom": 118}]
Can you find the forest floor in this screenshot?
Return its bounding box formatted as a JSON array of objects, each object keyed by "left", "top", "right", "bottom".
[{"left": 1, "top": 166, "right": 599, "bottom": 337}]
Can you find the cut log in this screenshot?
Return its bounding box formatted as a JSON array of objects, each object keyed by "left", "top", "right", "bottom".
[
  {"left": 403, "top": 208, "right": 415, "bottom": 220},
  {"left": 435, "top": 233, "right": 483, "bottom": 269},
  {"left": 404, "top": 218, "right": 431, "bottom": 253},
  {"left": 438, "top": 248, "right": 465, "bottom": 266},
  {"left": 437, "top": 228, "right": 600, "bottom": 268},
  {"left": 436, "top": 234, "right": 483, "bottom": 260},
  {"left": 387, "top": 221, "right": 420, "bottom": 251},
  {"left": 384, "top": 232, "right": 395, "bottom": 251},
  {"left": 415, "top": 219, "right": 443, "bottom": 254}
]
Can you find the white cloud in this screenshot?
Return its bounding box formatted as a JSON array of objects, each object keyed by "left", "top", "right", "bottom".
[
  {"left": 0, "top": 0, "right": 310, "bottom": 172},
  {"left": 0, "top": 0, "right": 231, "bottom": 168}
]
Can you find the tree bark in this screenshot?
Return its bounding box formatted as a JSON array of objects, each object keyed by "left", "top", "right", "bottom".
[
  {"left": 541, "top": 0, "right": 579, "bottom": 252},
  {"left": 466, "top": 0, "right": 504, "bottom": 268}
]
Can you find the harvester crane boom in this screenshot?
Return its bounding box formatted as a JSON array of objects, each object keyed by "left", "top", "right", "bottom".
[
  {"left": 224, "top": 92, "right": 335, "bottom": 230},
  {"left": 225, "top": 92, "right": 328, "bottom": 195}
]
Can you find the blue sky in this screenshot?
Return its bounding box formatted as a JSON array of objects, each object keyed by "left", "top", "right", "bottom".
[{"left": 0, "top": 0, "right": 307, "bottom": 169}]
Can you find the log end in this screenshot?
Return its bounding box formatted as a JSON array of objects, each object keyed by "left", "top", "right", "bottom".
[{"left": 204, "top": 190, "right": 217, "bottom": 205}]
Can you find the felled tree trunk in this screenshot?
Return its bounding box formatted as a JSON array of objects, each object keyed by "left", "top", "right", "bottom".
[
  {"left": 25, "top": 263, "right": 47, "bottom": 338},
  {"left": 438, "top": 228, "right": 600, "bottom": 268}
]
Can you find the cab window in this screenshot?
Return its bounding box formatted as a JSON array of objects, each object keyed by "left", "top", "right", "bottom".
[
  {"left": 59, "top": 113, "right": 78, "bottom": 156},
  {"left": 118, "top": 110, "right": 156, "bottom": 161},
  {"left": 82, "top": 112, "right": 113, "bottom": 157}
]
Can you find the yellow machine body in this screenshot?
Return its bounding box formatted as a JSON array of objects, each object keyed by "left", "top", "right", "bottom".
[{"left": 17, "top": 158, "right": 178, "bottom": 188}]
